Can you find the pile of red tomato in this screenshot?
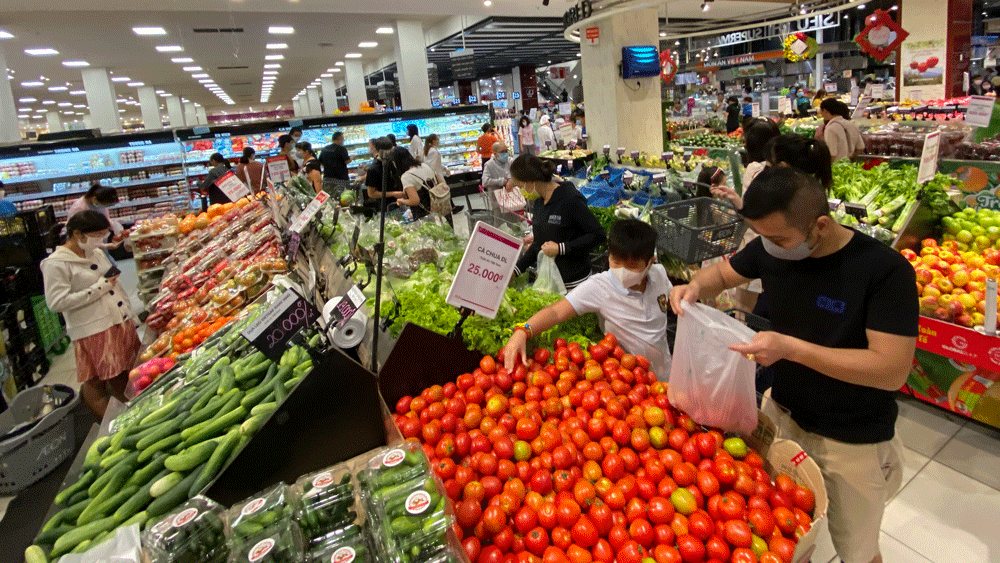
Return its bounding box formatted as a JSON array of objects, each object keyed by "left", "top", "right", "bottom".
[{"left": 393, "top": 334, "right": 817, "bottom": 563}]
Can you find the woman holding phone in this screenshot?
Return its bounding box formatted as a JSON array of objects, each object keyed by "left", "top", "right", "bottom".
[{"left": 41, "top": 211, "right": 140, "bottom": 418}]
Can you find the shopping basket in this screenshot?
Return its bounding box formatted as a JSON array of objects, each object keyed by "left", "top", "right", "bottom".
[
  {"left": 650, "top": 197, "right": 747, "bottom": 263},
  {"left": 0, "top": 384, "right": 79, "bottom": 493}
]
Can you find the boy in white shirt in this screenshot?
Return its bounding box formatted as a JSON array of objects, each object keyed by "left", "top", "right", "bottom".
[{"left": 502, "top": 219, "right": 673, "bottom": 378}]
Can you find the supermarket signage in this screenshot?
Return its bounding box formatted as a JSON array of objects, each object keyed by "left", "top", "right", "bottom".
[
  {"left": 778, "top": 97, "right": 792, "bottom": 115},
  {"left": 852, "top": 96, "right": 873, "bottom": 119},
  {"left": 289, "top": 191, "right": 330, "bottom": 234},
  {"left": 446, "top": 221, "right": 523, "bottom": 319},
  {"left": 751, "top": 103, "right": 761, "bottom": 117},
  {"left": 917, "top": 131, "right": 941, "bottom": 184},
  {"left": 689, "top": 13, "right": 839, "bottom": 50},
  {"left": 242, "top": 287, "right": 320, "bottom": 362},
  {"left": 917, "top": 316, "right": 1000, "bottom": 374},
  {"left": 585, "top": 27, "right": 600, "bottom": 46},
  {"left": 966, "top": 96, "right": 996, "bottom": 127},
  {"left": 267, "top": 156, "right": 292, "bottom": 184},
  {"left": 214, "top": 171, "right": 251, "bottom": 202},
  {"left": 562, "top": 0, "right": 594, "bottom": 29}
]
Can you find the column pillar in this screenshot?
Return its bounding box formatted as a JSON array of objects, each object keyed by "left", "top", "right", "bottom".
[
  {"left": 321, "top": 78, "right": 339, "bottom": 114},
  {"left": 184, "top": 103, "right": 197, "bottom": 126},
  {"left": 293, "top": 99, "right": 303, "bottom": 116},
  {"left": 137, "top": 86, "right": 161, "bottom": 131},
  {"left": 516, "top": 66, "right": 538, "bottom": 112},
  {"left": 394, "top": 20, "right": 432, "bottom": 110},
  {"left": 0, "top": 45, "right": 21, "bottom": 144},
  {"left": 899, "top": 0, "right": 971, "bottom": 100},
  {"left": 46, "top": 111, "right": 63, "bottom": 133},
  {"left": 580, "top": 8, "right": 662, "bottom": 153},
  {"left": 345, "top": 60, "right": 367, "bottom": 111},
  {"left": 80, "top": 67, "right": 121, "bottom": 133},
  {"left": 166, "top": 97, "right": 185, "bottom": 127},
  {"left": 196, "top": 107, "right": 207, "bottom": 125},
  {"left": 307, "top": 88, "right": 322, "bottom": 117}
]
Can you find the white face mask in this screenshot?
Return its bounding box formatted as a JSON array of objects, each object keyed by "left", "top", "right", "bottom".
[
  {"left": 761, "top": 226, "right": 818, "bottom": 261},
  {"left": 610, "top": 260, "right": 652, "bottom": 289},
  {"left": 78, "top": 234, "right": 104, "bottom": 252}
]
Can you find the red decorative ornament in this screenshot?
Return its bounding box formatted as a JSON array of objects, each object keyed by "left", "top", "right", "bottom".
[
  {"left": 854, "top": 9, "right": 909, "bottom": 62},
  {"left": 660, "top": 49, "right": 677, "bottom": 83}
]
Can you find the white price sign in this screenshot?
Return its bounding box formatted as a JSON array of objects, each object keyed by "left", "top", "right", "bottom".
[
  {"left": 751, "top": 103, "right": 760, "bottom": 117},
  {"left": 778, "top": 97, "right": 792, "bottom": 115},
  {"left": 267, "top": 156, "right": 292, "bottom": 184},
  {"left": 917, "top": 130, "right": 941, "bottom": 185},
  {"left": 871, "top": 83, "right": 884, "bottom": 99},
  {"left": 288, "top": 191, "right": 329, "bottom": 234},
  {"left": 852, "top": 96, "right": 873, "bottom": 119},
  {"left": 446, "top": 221, "right": 523, "bottom": 319},
  {"left": 214, "top": 171, "right": 251, "bottom": 202},
  {"left": 966, "top": 95, "right": 996, "bottom": 128}
]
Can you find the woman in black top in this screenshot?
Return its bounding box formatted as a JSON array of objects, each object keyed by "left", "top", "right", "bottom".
[
  {"left": 199, "top": 153, "right": 232, "bottom": 205},
  {"left": 363, "top": 138, "right": 406, "bottom": 216},
  {"left": 277, "top": 134, "right": 300, "bottom": 175},
  {"left": 511, "top": 154, "right": 606, "bottom": 289},
  {"left": 725, "top": 96, "right": 742, "bottom": 133}
]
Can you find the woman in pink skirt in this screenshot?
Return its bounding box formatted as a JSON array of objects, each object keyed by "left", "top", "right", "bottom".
[{"left": 41, "top": 210, "right": 140, "bottom": 418}]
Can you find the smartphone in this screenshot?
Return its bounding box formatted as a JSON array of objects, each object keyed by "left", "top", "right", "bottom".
[{"left": 104, "top": 265, "right": 121, "bottom": 279}]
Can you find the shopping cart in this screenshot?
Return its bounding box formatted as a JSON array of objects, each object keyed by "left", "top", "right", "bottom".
[{"left": 478, "top": 184, "right": 531, "bottom": 229}]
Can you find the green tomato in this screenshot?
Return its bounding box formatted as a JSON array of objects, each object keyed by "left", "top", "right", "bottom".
[
  {"left": 723, "top": 437, "right": 748, "bottom": 458},
  {"left": 670, "top": 487, "right": 697, "bottom": 515}
]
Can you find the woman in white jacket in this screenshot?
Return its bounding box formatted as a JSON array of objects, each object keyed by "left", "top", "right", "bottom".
[
  {"left": 819, "top": 98, "right": 865, "bottom": 162},
  {"left": 537, "top": 115, "right": 556, "bottom": 153},
  {"left": 41, "top": 211, "right": 140, "bottom": 417}
]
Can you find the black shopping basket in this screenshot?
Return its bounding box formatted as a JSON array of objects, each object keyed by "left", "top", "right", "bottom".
[{"left": 650, "top": 197, "right": 747, "bottom": 263}]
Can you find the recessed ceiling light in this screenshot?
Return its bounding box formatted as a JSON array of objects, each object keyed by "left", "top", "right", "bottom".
[
  {"left": 133, "top": 26, "right": 167, "bottom": 36},
  {"left": 182, "top": 66, "right": 202, "bottom": 72},
  {"left": 62, "top": 60, "right": 90, "bottom": 67},
  {"left": 156, "top": 45, "right": 183, "bottom": 52},
  {"left": 192, "top": 73, "right": 209, "bottom": 78},
  {"left": 21, "top": 81, "right": 43, "bottom": 87},
  {"left": 57, "top": 102, "right": 71, "bottom": 107},
  {"left": 70, "top": 90, "right": 86, "bottom": 95},
  {"left": 265, "top": 54, "right": 284, "bottom": 60},
  {"left": 111, "top": 76, "right": 131, "bottom": 82},
  {"left": 264, "top": 64, "right": 281, "bottom": 69},
  {"left": 321, "top": 73, "right": 333, "bottom": 78},
  {"left": 345, "top": 53, "right": 362, "bottom": 58},
  {"left": 127, "top": 82, "right": 144, "bottom": 87},
  {"left": 171, "top": 57, "right": 193, "bottom": 63},
  {"left": 42, "top": 100, "right": 55, "bottom": 105},
  {"left": 484, "top": 0, "right": 492, "bottom": 5},
  {"left": 268, "top": 26, "right": 294, "bottom": 34},
  {"left": 18, "top": 97, "right": 36, "bottom": 103},
  {"left": 48, "top": 86, "right": 67, "bottom": 92},
  {"left": 25, "top": 48, "right": 59, "bottom": 56},
  {"left": 359, "top": 42, "right": 378, "bottom": 48},
  {"left": 376, "top": 27, "right": 394, "bottom": 34},
  {"left": 0, "top": 31, "right": 14, "bottom": 39},
  {"left": 263, "top": 70, "right": 278, "bottom": 75},
  {"left": 265, "top": 43, "right": 287, "bottom": 49},
  {"left": 659, "top": 32, "right": 666, "bottom": 37}
]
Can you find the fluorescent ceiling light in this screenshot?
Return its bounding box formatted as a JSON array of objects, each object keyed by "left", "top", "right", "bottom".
[
  {"left": 70, "top": 90, "right": 85, "bottom": 95},
  {"left": 18, "top": 97, "right": 37, "bottom": 103},
  {"left": 155, "top": 89, "right": 165, "bottom": 94},
  {"left": 263, "top": 70, "right": 278, "bottom": 75},
  {"left": 48, "top": 86, "right": 67, "bottom": 91},
  {"left": 321, "top": 73, "right": 333, "bottom": 78},
  {"left": 42, "top": 100, "right": 55, "bottom": 105},
  {"left": 0, "top": 31, "right": 14, "bottom": 39},
  {"left": 116, "top": 98, "right": 126, "bottom": 102},
  {"left": 25, "top": 48, "right": 58, "bottom": 56},
  {"left": 266, "top": 43, "right": 287, "bottom": 49},
  {"left": 35, "top": 108, "right": 47, "bottom": 112},
  {"left": 191, "top": 73, "right": 209, "bottom": 78},
  {"left": 156, "top": 45, "right": 183, "bottom": 52},
  {"left": 111, "top": 76, "right": 131, "bottom": 82},
  {"left": 127, "top": 82, "right": 144, "bottom": 87},
  {"left": 376, "top": 27, "right": 394, "bottom": 34},
  {"left": 133, "top": 26, "right": 167, "bottom": 35},
  {"left": 171, "top": 57, "right": 193, "bottom": 63},
  {"left": 359, "top": 42, "right": 378, "bottom": 48},
  {"left": 58, "top": 102, "right": 71, "bottom": 107},
  {"left": 74, "top": 104, "right": 85, "bottom": 108},
  {"left": 198, "top": 79, "right": 214, "bottom": 83},
  {"left": 183, "top": 66, "right": 202, "bottom": 72},
  {"left": 345, "top": 53, "right": 362, "bottom": 58},
  {"left": 264, "top": 64, "right": 281, "bottom": 69},
  {"left": 268, "top": 26, "right": 294, "bottom": 34},
  {"left": 18, "top": 115, "right": 29, "bottom": 119},
  {"left": 21, "top": 81, "right": 43, "bottom": 87},
  {"left": 265, "top": 54, "right": 284, "bottom": 60},
  {"left": 62, "top": 60, "right": 89, "bottom": 67},
  {"left": 335, "top": 62, "right": 344, "bottom": 66}
]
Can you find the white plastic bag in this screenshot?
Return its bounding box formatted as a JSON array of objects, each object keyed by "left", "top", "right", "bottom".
[
  {"left": 668, "top": 301, "right": 758, "bottom": 434},
  {"left": 56, "top": 523, "right": 142, "bottom": 563},
  {"left": 533, "top": 251, "right": 566, "bottom": 295}
]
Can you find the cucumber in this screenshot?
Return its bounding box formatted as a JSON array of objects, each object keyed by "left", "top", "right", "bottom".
[
  {"left": 129, "top": 454, "right": 169, "bottom": 488},
  {"left": 69, "top": 539, "right": 92, "bottom": 554},
  {"left": 139, "top": 396, "right": 181, "bottom": 427},
  {"left": 98, "top": 447, "right": 128, "bottom": 470},
  {"left": 34, "top": 525, "right": 73, "bottom": 546},
  {"left": 83, "top": 436, "right": 109, "bottom": 469},
  {"left": 113, "top": 468, "right": 165, "bottom": 524},
  {"left": 234, "top": 354, "right": 270, "bottom": 383},
  {"left": 284, "top": 376, "right": 303, "bottom": 391},
  {"left": 41, "top": 497, "right": 89, "bottom": 532},
  {"left": 272, "top": 375, "right": 287, "bottom": 403},
  {"left": 79, "top": 482, "right": 138, "bottom": 526},
  {"left": 180, "top": 393, "right": 227, "bottom": 430},
  {"left": 81, "top": 460, "right": 135, "bottom": 524},
  {"left": 25, "top": 545, "right": 47, "bottom": 563},
  {"left": 250, "top": 402, "right": 277, "bottom": 417},
  {"left": 122, "top": 419, "right": 169, "bottom": 450},
  {"left": 51, "top": 515, "right": 118, "bottom": 557},
  {"left": 188, "top": 428, "right": 240, "bottom": 496},
  {"left": 136, "top": 419, "right": 182, "bottom": 452},
  {"left": 182, "top": 390, "right": 240, "bottom": 440},
  {"left": 217, "top": 365, "right": 236, "bottom": 396},
  {"left": 184, "top": 406, "right": 247, "bottom": 444},
  {"left": 146, "top": 470, "right": 200, "bottom": 518},
  {"left": 138, "top": 434, "right": 183, "bottom": 464},
  {"left": 151, "top": 471, "right": 185, "bottom": 497},
  {"left": 121, "top": 510, "right": 148, "bottom": 529},
  {"left": 67, "top": 489, "right": 89, "bottom": 506},
  {"left": 54, "top": 469, "right": 96, "bottom": 506},
  {"left": 188, "top": 385, "right": 216, "bottom": 414},
  {"left": 240, "top": 413, "right": 269, "bottom": 437},
  {"left": 165, "top": 440, "right": 218, "bottom": 472}
]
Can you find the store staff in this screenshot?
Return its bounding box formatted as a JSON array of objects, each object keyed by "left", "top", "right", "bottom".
[
  {"left": 670, "top": 167, "right": 917, "bottom": 563},
  {"left": 502, "top": 219, "right": 672, "bottom": 379},
  {"left": 510, "top": 154, "right": 605, "bottom": 291}
]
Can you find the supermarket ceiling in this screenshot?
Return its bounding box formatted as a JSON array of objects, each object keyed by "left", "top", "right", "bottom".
[{"left": 0, "top": 0, "right": 797, "bottom": 116}]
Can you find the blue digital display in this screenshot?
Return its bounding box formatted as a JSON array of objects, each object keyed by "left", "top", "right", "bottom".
[{"left": 621, "top": 46, "right": 661, "bottom": 79}]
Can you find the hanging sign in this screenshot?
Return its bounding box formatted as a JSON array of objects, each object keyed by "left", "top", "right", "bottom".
[
  {"left": 659, "top": 50, "right": 678, "bottom": 83},
  {"left": 267, "top": 156, "right": 291, "bottom": 183},
  {"left": 854, "top": 9, "right": 909, "bottom": 62},
  {"left": 918, "top": 131, "right": 941, "bottom": 184},
  {"left": 214, "top": 171, "right": 251, "bottom": 202},
  {"left": 966, "top": 96, "right": 997, "bottom": 128},
  {"left": 751, "top": 103, "right": 761, "bottom": 117},
  {"left": 242, "top": 288, "right": 320, "bottom": 362},
  {"left": 871, "top": 83, "right": 885, "bottom": 99},
  {"left": 445, "top": 221, "right": 523, "bottom": 319},
  {"left": 289, "top": 191, "right": 330, "bottom": 234}
]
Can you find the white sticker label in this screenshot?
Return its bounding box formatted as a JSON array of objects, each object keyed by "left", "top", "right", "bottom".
[
  {"left": 241, "top": 497, "right": 267, "bottom": 517},
  {"left": 312, "top": 472, "right": 335, "bottom": 489},
  {"left": 172, "top": 507, "right": 199, "bottom": 528},
  {"left": 405, "top": 490, "right": 432, "bottom": 515},
  {"left": 215, "top": 171, "right": 252, "bottom": 202},
  {"left": 382, "top": 448, "right": 406, "bottom": 468},
  {"left": 331, "top": 547, "right": 357, "bottom": 563},
  {"left": 249, "top": 538, "right": 275, "bottom": 562}
]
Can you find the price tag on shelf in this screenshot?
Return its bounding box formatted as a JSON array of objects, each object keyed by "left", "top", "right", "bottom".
[
  {"left": 778, "top": 97, "right": 792, "bottom": 115},
  {"left": 918, "top": 130, "right": 941, "bottom": 185},
  {"left": 630, "top": 150, "right": 640, "bottom": 161},
  {"left": 214, "top": 171, "right": 251, "bottom": 202},
  {"left": 871, "top": 84, "right": 884, "bottom": 99},
  {"left": 966, "top": 95, "right": 996, "bottom": 127},
  {"left": 241, "top": 288, "right": 320, "bottom": 362},
  {"left": 328, "top": 285, "right": 366, "bottom": 327},
  {"left": 287, "top": 232, "right": 301, "bottom": 262},
  {"left": 266, "top": 156, "right": 291, "bottom": 184},
  {"left": 288, "top": 191, "right": 330, "bottom": 234},
  {"left": 445, "top": 221, "right": 523, "bottom": 319},
  {"left": 751, "top": 103, "right": 760, "bottom": 117},
  {"left": 852, "top": 96, "right": 873, "bottom": 119},
  {"left": 844, "top": 202, "right": 867, "bottom": 220}
]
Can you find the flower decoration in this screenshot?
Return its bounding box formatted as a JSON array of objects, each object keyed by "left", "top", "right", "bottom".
[{"left": 784, "top": 33, "right": 818, "bottom": 62}]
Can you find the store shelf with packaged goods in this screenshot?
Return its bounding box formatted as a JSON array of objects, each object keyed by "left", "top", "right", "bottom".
[
  {"left": 0, "top": 158, "right": 186, "bottom": 186},
  {"left": 7, "top": 174, "right": 188, "bottom": 204}
]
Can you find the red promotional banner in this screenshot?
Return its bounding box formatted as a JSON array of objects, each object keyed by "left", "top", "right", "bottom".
[{"left": 917, "top": 316, "right": 1000, "bottom": 373}]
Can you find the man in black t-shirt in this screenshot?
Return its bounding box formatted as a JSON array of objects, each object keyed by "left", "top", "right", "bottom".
[
  {"left": 670, "top": 167, "right": 918, "bottom": 563},
  {"left": 319, "top": 131, "right": 352, "bottom": 198}
]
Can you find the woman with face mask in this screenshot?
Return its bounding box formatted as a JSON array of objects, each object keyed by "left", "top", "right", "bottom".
[
  {"left": 502, "top": 219, "right": 672, "bottom": 378},
  {"left": 510, "top": 153, "right": 606, "bottom": 290},
  {"left": 67, "top": 183, "right": 126, "bottom": 244},
  {"left": 199, "top": 153, "right": 233, "bottom": 206},
  {"left": 41, "top": 211, "right": 140, "bottom": 418},
  {"left": 518, "top": 116, "right": 536, "bottom": 156},
  {"left": 278, "top": 134, "right": 300, "bottom": 176}
]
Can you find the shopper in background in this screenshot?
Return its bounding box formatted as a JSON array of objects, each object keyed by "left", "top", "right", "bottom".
[
  {"left": 820, "top": 99, "right": 865, "bottom": 162},
  {"left": 394, "top": 147, "right": 444, "bottom": 221},
  {"left": 714, "top": 119, "right": 781, "bottom": 209},
  {"left": 477, "top": 123, "right": 498, "bottom": 170},
  {"left": 510, "top": 154, "right": 606, "bottom": 290},
  {"left": 199, "top": 153, "right": 233, "bottom": 205},
  {"left": 771, "top": 133, "right": 834, "bottom": 192},
  {"left": 793, "top": 87, "right": 810, "bottom": 117},
  {"left": 42, "top": 211, "right": 140, "bottom": 418},
  {"left": 364, "top": 137, "right": 405, "bottom": 205},
  {"left": 517, "top": 116, "right": 536, "bottom": 156},
  {"left": 813, "top": 89, "right": 828, "bottom": 109},
  {"left": 537, "top": 115, "right": 556, "bottom": 153},
  {"left": 278, "top": 134, "right": 300, "bottom": 176},
  {"left": 725, "top": 96, "right": 742, "bottom": 134},
  {"left": 387, "top": 133, "right": 397, "bottom": 147},
  {"left": 406, "top": 124, "right": 423, "bottom": 163},
  {"left": 670, "top": 167, "right": 917, "bottom": 563},
  {"left": 67, "top": 183, "right": 126, "bottom": 243},
  {"left": 235, "top": 147, "right": 265, "bottom": 194},
  {"left": 482, "top": 142, "right": 512, "bottom": 190},
  {"left": 695, "top": 166, "right": 727, "bottom": 199},
  {"left": 423, "top": 134, "right": 449, "bottom": 178},
  {"left": 741, "top": 95, "right": 754, "bottom": 117},
  {"left": 502, "top": 218, "right": 672, "bottom": 378},
  {"left": 319, "top": 131, "right": 352, "bottom": 198},
  {"left": 289, "top": 126, "right": 305, "bottom": 168}
]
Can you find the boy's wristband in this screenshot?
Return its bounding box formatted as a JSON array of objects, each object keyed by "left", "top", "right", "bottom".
[{"left": 513, "top": 323, "right": 533, "bottom": 339}]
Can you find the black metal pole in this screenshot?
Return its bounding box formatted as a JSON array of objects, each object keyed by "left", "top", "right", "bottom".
[{"left": 370, "top": 149, "right": 389, "bottom": 373}]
